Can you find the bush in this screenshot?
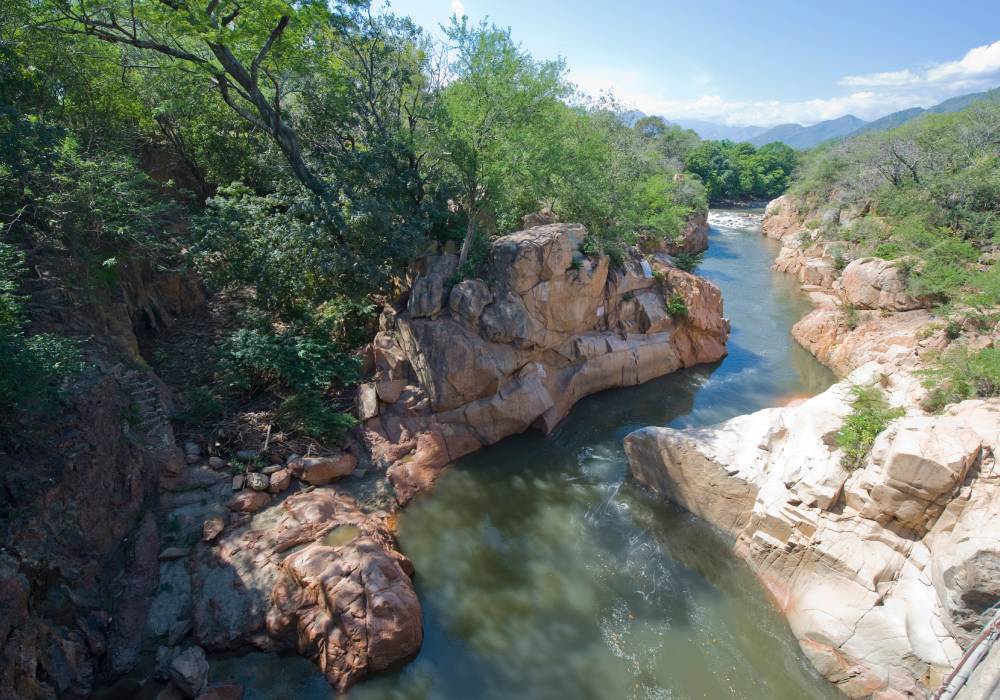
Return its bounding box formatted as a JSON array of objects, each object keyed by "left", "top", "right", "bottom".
[
  {"left": 673, "top": 251, "right": 704, "bottom": 273},
  {"left": 836, "top": 386, "right": 904, "bottom": 470},
  {"left": 666, "top": 293, "right": 688, "bottom": 318},
  {"left": 0, "top": 243, "right": 86, "bottom": 415},
  {"left": 218, "top": 323, "right": 359, "bottom": 395},
  {"left": 274, "top": 391, "right": 357, "bottom": 443},
  {"left": 920, "top": 345, "right": 1000, "bottom": 413}
]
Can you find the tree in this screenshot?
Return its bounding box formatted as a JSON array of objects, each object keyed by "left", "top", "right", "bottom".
[
  {"left": 40, "top": 0, "right": 355, "bottom": 196},
  {"left": 436, "top": 18, "right": 568, "bottom": 266}
]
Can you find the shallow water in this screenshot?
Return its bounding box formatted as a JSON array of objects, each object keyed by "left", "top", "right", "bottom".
[{"left": 212, "top": 219, "right": 840, "bottom": 699}]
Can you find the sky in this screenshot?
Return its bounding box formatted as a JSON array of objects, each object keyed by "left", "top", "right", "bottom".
[{"left": 380, "top": 0, "right": 1000, "bottom": 127}]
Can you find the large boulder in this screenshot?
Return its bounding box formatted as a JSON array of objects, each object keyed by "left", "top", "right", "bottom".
[
  {"left": 189, "top": 488, "right": 421, "bottom": 691},
  {"left": 841, "top": 257, "right": 925, "bottom": 311},
  {"left": 625, "top": 364, "right": 1000, "bottom": 698},
  {"left": 361, "top": 221, "right": 730, "bottom": 504}
]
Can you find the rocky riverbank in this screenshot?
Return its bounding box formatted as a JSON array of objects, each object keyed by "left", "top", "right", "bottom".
[
  {"left": 625, "top": 194, "right": 1000, "bottom": 699},
  {"left": 359, "top": 222, "right": 729, "bottom": 505}
]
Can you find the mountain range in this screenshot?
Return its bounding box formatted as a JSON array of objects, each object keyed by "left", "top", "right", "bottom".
[{"left": 662, "top": 87, "right": 1000, "bottom": 149}]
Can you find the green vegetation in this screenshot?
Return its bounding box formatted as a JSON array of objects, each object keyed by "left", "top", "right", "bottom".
[
  {"left": 665, "top": 293, "right": 688, "bottom": 318},
  {"left": 672, "top": 251, "right": 704, "bottom": 273},
  {"left": 2, "top": 1, "right": 723, "bottom": 437},
  {"left": 790, "top": 98, "right": 1000, "bottom": 307},
  {"left": 835, "top": 386, "right": 904, "bottom": 470},
  {"left": 920, "top": 345, "right": 1000, "bottom": 413},
  {"left": 683, "top": 140, "right": 798, "bottom": 203}
]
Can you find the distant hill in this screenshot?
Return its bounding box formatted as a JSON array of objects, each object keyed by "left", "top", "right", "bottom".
[
  {"left": 850, "top": 87, "right": 1000, "bottom": 138},
  {"left": 671, "top": 119, "right": 768, "bottom": 142},
  {"left": 748, "top": 115, "right": 867, "bottom": 149}
]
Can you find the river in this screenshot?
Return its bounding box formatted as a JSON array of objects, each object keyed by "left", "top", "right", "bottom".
[{"left": 211, "top": 212, "right": 841, "bottom": 699}]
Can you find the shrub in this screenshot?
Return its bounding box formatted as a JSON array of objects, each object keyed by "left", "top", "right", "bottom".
[
  {"left": 0, "top": 243, "right": 86, "bottom": 415},
  {"left": 920, "top": 345, "right": 1000, "bottom": 413},
  {"left": 274, "top": 391, "right": 358, "bottom": 443},
  {"left": 836, "top": 386, "right": 904, "bottom": 470},
  {"left": 841, "top": 302, "right": 860, "bottom": 330},
  {"left": 666, "top": 293, "right": 688, "bottom": 318},
  {"left": 673, "top": 251, "right": 704, "bottom": 273}
]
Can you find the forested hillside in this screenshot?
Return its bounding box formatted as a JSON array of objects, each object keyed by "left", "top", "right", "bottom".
[
  {"left": 1, "top": 0, "right": 712, "bottom": 438},
  {"left": 785, "top": 98, "right": 1000, "bottom": 409}
]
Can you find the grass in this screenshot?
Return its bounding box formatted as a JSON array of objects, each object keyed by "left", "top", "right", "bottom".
[
  {"left": 920, "top": 345, "right": 1000, "bottom": 413},
  {"left": 835, "top": 385, "right": 904, "bottom": 470}
]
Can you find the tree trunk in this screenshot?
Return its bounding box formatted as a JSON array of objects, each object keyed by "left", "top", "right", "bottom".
[{"left": 458, "top": 215, "right": 476, "bottom": 268}]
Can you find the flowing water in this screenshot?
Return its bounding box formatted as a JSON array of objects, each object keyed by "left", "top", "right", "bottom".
[{"left": 211, "top": 214, "right": 841, "bottom": 699}]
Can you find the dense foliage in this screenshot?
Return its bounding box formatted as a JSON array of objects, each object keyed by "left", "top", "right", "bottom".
[
  {"left": 684, "top": 140, "right": 798, "bottom": 202},
  {"left": 790, "top": 99, "right": 1000, "bottom": 309},
  {"left": 0, "top": 0, "right": 721, "bottom": 438}
]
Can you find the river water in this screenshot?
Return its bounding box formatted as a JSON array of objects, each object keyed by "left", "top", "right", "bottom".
[{"left": 212, "top": 214, "right": 840, "bottom": 699}]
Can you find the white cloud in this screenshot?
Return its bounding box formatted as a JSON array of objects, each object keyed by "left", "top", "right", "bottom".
[
  {"left": 573, "top": 39, "right": 1000, "bottom": 127},
  {"left": 450, "top": 0, "right": 465, "bottom": 17}
]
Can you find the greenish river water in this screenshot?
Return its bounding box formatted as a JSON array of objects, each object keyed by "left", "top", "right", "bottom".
[{"left": 212, "top": 215, "right": 841, "bottom": 699}]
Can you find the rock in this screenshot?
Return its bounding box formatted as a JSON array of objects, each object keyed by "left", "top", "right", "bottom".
[
  {"left": 168, "top": 620, "right": 193, "bottom": 646},
  {"left": 167, "top": 646, "right": 209, "bottom": 698},
  {"left": 448, "top": 278, "right": 492, "bottom": 327},
  {"left": 268, "top": 468, "right": 291, "bottom": 494},
  {"left": 841, "top": 257, "right": 925, "bottom": 311},
  {"left": 188, "top": 488, "right": 421, "bottom": 691},
  {"left": 225, "top": 491, "right": 270, "bottom": 513},
  {"left": 261, "top": 464, "right": 283, "bottom": 476},
  {"left": 364, "top": 221, "right": 730, "bottom": 504},
  {"left": 357, "top": 382, "right": 379, "bottom": 420},
  {"left": 231, "top": 475, "right": 244, "bottom": 491},
  {"left": 245, "top": 472, "right": 269, "bottom": 492},
  {"left": 234, "top": 450, "right": 257, "bottom": 461},
  {"left": 407, "top": 254, "right": 457, "bottom": 318},
  {"left": 289, "top": 454, "right": 357, "bottom": 485},
  {"left": 183, "top": 441, "right": 201, "bottom": 457},
  {"left": 195, "top": 685, "right": 245, "bottom": 700},
  {"left": 202, "top": 517, "right": 225, "bottom": 543},
  {"left": 208, "top": 457, "right": 227, "bottom": 471},
  {"left": 159, "top": 547, "right": 190, "bottom": 561}
]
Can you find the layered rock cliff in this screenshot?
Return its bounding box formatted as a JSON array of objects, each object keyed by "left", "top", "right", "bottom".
[
  {"left": 360, "top": 222, "right": 730, "bottom": 504},
  {"left": 625, "top": 195, "right": 1000, "bottom": 699}
]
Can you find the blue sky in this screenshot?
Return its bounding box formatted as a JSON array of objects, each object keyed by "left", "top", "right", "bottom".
[{"left": 381, "top": 0, "right": 1000, "bottom": 126}]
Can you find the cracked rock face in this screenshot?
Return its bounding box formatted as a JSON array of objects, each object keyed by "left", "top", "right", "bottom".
[
  {"left": 626, "top": 370, "right": 1000, "bottom": 698},
  {"left": 359, "top": 223, "right": 730, "bottom": 504},
  {"left": 187, "top": 488, "right": 421, "bottom": 692}
]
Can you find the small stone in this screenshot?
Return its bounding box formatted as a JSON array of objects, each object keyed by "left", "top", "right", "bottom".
[
  {"left": 183, "top": 441, "right": 201, "bottom": 456},
  {"left": 268, "top": 468, "right": 291, "bottom": 494},
  {"left": 168, "top": 619, "right": 193, "bottom": 646},
  {"left": 245, "top": 472, "right": 269, "bottom": 492},
  {"left": 288, "top": 453, "right": 357, "bottom": 485},
  {"left": 262, "top": 464, "right": 283, "bottom": 475},
  {"left": 202, "top": 517, "right": 224, "bottom": 542},
  {"left": 226, "top": 491, "right": 270, "bottom": 513},
  {"left": 231, "top": 475, "right": 245, "bottom": 491},
  {"left": 286, "top": 453, "right": 300, "bottom": 465},
  {"left": 185, "top": 454, "right": 201, "bottom": 465},
  {"left": 158, "top": 547, "right": 190, "bottom": 561},
  {"left": 235, "top": 449, "right": 257, "bottom": 461},
  {"left": 208, "top": 457, "right": 227, "bottom": 470},
  {"left": 167, "top": 646, "right": 209, "bottom": 698}
]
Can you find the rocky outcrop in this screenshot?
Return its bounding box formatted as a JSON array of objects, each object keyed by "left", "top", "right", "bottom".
[
  {"left": 627, "top": 367, "right": 1000, "bottom": 699},
  {"left": 179, "top": 487, "right": 421, "bottom": 692},
  {"left": 625, "top": 193, "right": 1000, "bottom": 698},
  {"left": 662, "top": 209, "right": 709, "bottom": 255},
  {"left": 359, "top": 223, "right": 729, "bottom": 504}
]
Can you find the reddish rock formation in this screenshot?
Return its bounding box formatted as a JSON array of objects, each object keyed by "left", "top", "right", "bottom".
[
  {"left": 359, "top": 223, "right": 729, "bottom": 504},
  {"left": 188, "top": 488, "right": 420, "bottom": 692}
]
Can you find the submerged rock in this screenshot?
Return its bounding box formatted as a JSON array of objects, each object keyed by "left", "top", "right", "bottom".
[{"left": 361, "top": 222, "right": 729, "bottom": 503}]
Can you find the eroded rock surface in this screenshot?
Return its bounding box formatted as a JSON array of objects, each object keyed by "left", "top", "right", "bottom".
[
  {"left": 185, "top": 487, "right": 421, "bottom": 692},
  {"left": 360, "top": 223, "right": 729, "bottom": 504},
  {"left": 626, "top": 193, "right": 1000, "bottom": 699}
]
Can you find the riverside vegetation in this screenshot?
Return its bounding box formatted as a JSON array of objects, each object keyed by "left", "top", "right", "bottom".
[{"left": 2, "top": 0, "right": 999, "bottom": 697}]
